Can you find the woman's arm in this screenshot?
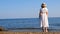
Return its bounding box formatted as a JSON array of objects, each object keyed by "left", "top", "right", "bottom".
[
  {"left": 46, "top": 11, "right": 48, "bottom": 17},
  {"left": 39, "top": 10, "right": 42, "bottom": 18}
]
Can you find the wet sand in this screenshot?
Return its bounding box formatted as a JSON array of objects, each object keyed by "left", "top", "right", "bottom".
[
  {"left": 0, "top": 27, "right": 60, "bottom": 34},
  {"left": 0, "top": 32, "right": 60, "bottom": 34}
]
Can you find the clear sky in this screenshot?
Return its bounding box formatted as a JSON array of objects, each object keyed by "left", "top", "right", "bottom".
[{"left": 0, "top": 0, "right": 60, "bottom": 19}]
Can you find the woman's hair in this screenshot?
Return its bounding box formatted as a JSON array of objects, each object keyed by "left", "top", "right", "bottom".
[{"left": 41, "top": 3, "right": 47, "bottom": 8}]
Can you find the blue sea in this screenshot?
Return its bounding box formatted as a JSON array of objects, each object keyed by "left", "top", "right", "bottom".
[{"left": 0, "top": 17, "right": 60, "bottom": 32}]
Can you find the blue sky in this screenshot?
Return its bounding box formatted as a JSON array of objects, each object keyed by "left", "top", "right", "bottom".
[{"left": 0, "top": 0, "right": 60, "bottom": 19}]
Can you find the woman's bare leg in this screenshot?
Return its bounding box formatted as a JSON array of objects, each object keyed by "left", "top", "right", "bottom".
[
  {"left": 45, "top": 27, "right": 48, "bottom": 32},
  {"left": 42, "top": 27, "right": 48, "bottom": 32},
  {"left": 42, "top": 27, "right": 45, "bottom": 32}
]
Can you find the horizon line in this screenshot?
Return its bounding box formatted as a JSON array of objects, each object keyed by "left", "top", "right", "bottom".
[{"left": 0, "top": 17, "right": 60, "bottom": 19}]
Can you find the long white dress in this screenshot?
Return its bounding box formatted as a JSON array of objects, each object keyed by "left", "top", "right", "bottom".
[{"left": 40, "top": 8, "right": 49, "bottom": 27}]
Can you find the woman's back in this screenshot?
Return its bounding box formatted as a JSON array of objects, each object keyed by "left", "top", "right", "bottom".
[{"left": 39, "top": 3, "right": 49, "bottom": 32}]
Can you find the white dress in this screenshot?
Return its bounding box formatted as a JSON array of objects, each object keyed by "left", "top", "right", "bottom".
[{"left": 40, "top": 8, "right": 49, "bottom": 27}]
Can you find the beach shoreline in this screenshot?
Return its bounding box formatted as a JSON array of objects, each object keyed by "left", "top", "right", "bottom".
[{"left": 0, "top": 32, "right": 60, "bottom": 34}]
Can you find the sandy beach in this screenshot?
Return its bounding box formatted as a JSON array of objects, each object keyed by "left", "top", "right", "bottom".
[{"left": 0, "top": 32, "right": 60, "bottom": 34}]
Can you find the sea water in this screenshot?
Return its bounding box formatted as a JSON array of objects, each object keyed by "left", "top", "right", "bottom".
[{"left": 0, "top": 17, "right": 60, "bottom": 32}]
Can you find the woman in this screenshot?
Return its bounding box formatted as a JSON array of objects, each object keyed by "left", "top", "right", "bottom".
[{"left": 39, "top": 3, "right": 49, "bottom": 32}]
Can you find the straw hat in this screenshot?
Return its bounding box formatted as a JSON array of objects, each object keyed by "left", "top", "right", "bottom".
[{"left": 41, "top": 3, "right": 47, "bottom": 8}]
